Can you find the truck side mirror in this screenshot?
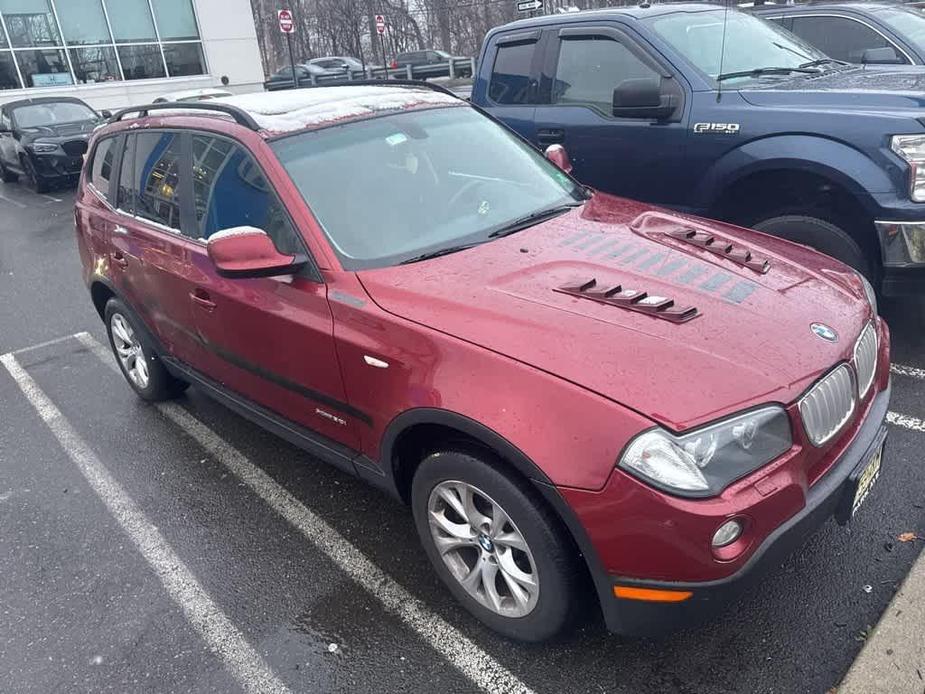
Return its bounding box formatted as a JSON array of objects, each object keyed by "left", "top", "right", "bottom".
[
  {"left": 612, "top": 78, "right": 676, "bottom": 120},
  {"left": 861, "top": 47, "right": 902, "bottom": 65}
]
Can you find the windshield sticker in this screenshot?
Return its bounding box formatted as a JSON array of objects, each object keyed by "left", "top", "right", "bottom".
[{"left": 386, "top": 132, "right": 408, "bottom": 146}]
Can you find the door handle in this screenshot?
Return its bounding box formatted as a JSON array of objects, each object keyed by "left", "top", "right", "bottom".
[
  {"left": 113, "top": 225, "right": 128, "bottom": 235},
  {"left": 190, "top": 289, "right": 216, "bottom": 311},
  {"left": 111, "top": 252, "right": 128, "bottom": 268},
  {"left": 537, "top": 128, "right": 565, "bottom": 144}
]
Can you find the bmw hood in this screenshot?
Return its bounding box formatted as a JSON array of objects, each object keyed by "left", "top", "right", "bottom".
[
  {"left": 21, "top": 119, "right": 98, "bottom": 145},
  {"left": 357, "top": 194, "right": 874, "bottom": 430}
]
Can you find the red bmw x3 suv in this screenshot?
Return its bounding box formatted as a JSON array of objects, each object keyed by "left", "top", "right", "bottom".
[{"left": 74, "top": 84, "right": 890, "bottom": 642}]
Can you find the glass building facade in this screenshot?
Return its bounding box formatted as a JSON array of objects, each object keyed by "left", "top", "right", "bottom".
[{"left": 0, "top": 0, "right": 205, "bottom": 91}]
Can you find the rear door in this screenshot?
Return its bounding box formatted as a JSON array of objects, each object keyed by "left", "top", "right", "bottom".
[
  {"left": 184, "top": 132, "right": 359, "bottom": 449},
  {"left": 478, "top": 30, "right": 543, "bottom": 141},
  {"left": 532, "top": 23, "right": 691, "bottom": 205},
  {"left": 108, "top": 130, "right": 206, "bottom": 369}
]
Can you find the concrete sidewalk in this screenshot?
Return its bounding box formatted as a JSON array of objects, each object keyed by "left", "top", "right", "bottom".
[{"left": 839, "top": 540, "right": 925, "bottom": 693}]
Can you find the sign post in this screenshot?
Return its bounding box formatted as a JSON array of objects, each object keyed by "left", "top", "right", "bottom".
[
  {"left": 375, "top": 14, "right": 387, "bottom": 80},
  {"left": 278, "top": 9, "right": 297, "bottom": 88}
]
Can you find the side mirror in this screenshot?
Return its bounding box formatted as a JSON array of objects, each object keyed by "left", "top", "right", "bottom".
[
  {"left": 99, "top": 109, "right": 113, "bottom": 119},
  {"left": 207, "top": 227, "right": 303, "bottom": 278},
  {"left": 861, "top": 47, "right": 902, "bottom": 65},
  {"left": 612, "top": 78, "right": 676, "bottom": 120},
  {"left": 544, "top": 144, "right": 573, "bottom": 174}
]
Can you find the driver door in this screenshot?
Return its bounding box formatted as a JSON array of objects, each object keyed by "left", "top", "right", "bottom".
[
  {"left": 532, "top": 25, "right": 691, "bottom": 205},
  {"left": 185, "top": 132, "right": 360, "bottom": 449}
]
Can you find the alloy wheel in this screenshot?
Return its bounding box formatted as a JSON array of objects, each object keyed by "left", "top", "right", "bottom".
[
  {"left": 427, "top": 480, "right": 539, "bottom": 617},
  {"left": 110, "top": 313, "right": 149, "bottom": 389}
]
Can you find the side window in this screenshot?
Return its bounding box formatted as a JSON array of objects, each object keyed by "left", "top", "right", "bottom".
[
  {"left": 789, "top": 16, "right": 899, "bottom": 63},
  {"left": 489, "top": 40, "right": 537, "bottom": 105},
  {"left": 553, "top": 37, "right": 660, "bottom": 114},
  {"left": 89, "top": 137, "right": 117, "bottom": 201},
  {"left": 133, "top": 132, "right": 184, "bottom": 231},
  {"left": 192, "top": 135, "right": 302, "bottom": 254}
]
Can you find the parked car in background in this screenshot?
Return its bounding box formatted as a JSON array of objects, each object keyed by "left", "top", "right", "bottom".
[
  {"left": 307, "top": 56, "right": 366, "bottom": 76},
  {"left": 153, "top": 87, "right": 234, "bottom": 103},
  {"left": 0, "top": 96, "right": 107, "bottom": 193},
  {"left": 391, "top": 49, "right": 473, "bottom": 78},
  {"left": 76, "top": 85, "right": 888, "bottom": 642},
  {"left": 472, "top": 3, "right": 925, "bottom": 295},
  {"left": 264, "top": 63, "right": 319, "bottom": 91},
  {"left": 752, "top": 1, "right": 925, "bottom": 64}
]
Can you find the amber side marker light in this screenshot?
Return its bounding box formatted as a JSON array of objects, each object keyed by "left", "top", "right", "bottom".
[{"left": 613, "top": 586, "right": 693, "bottom": 602}]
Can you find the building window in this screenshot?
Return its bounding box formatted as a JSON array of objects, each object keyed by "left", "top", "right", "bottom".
[
  {"left": 163, "top": 41, "right": 204, "bottom": 77},
  {"left": 0, "top": 0, "right": 206, "bottom": 91}
]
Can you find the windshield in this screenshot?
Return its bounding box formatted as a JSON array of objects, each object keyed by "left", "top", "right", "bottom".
[
  {"left": 12, "top": 101, "right": 97, "bottom": 128},
  {"left": 876, "top": 7, "right": 925, "bottom": 52},
  {"left": 272, "top": 105, "right": 583, "bottom": 270},
  {"left": 645, "top": 9, "right": 826, "bottom": 82}
]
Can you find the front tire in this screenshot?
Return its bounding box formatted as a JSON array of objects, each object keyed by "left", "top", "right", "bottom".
[
  {"left": 21, "top": 157, "right": 50, "bottom": 194},
  {"left": 0, "top": 159, "right": 17, "bottom": 183},
  {"left": 411, "top": 449, "right": 581, "bottom": 642},
  {"left": 104, "top": 298, "right": 188, "bottom": 402},
  {"left": 750, "top": 214, "right": 873, "bottom": 279}
]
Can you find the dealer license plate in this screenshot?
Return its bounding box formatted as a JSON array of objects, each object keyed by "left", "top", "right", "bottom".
[{"left": 851, "top": 443, "right": 883, "bottom": 517}]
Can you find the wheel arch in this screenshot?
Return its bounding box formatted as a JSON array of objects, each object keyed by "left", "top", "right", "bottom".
[{"left": 381, "top": 407, "right": 612, "bottom": 615}]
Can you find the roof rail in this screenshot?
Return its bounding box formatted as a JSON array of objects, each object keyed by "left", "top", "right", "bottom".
[
  {"left": 108, "top": 101, "right": 260, "bottom": 130},
  {"left": 301, "top": 78, "right": 462, "bottom": 100}
]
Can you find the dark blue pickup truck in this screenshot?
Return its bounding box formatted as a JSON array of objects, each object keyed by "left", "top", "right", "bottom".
[{"left": 471, "top": 3, "right": 925, "bottom": 295}]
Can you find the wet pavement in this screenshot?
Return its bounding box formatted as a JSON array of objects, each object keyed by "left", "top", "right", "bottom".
[{"left": 1, "top": 183, "right": 924, "bottom": 693}]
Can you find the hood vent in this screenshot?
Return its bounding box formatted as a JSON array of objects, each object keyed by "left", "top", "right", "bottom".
[
  {"left": 555, "top": 278, "right": 699, "bottom": 324},
  {"left": 668, "top": 228, "right": 770, "bottom": 274}
]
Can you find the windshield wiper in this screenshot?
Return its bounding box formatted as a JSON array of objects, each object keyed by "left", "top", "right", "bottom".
[
  {"left": 716, "top": 66, "right": 819, "bottom": 82},
  {"left": 488, "top": 202, "right": 583, "bottom": 239},
  {"left": 798, "top": 58, "right": 850, "bottom": 69},
  {"left": 399, "top": 242, "right": 483, "bottom": 265}
]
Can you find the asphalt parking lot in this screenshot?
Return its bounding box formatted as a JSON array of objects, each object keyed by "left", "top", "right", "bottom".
[{"left": 1, "top": 184, "right": 924, "bottom": 694}]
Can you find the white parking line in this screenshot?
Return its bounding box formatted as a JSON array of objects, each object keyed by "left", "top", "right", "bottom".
[
  {"left": 890, "top": 362, "right": 925, "bottom": 381},
  {"left": 39, "top": 193, "right": 63, "bottom": 203},
  {"left": 75, "top": 332, "right": 535, "bottom": 694},
  {"left": 0, "top": 351, "right": 292, "bottom": 694},
  {"left": 0, "top": 191, "right": 26, "bottom": 208},
  {"left": 886, "top": 411, "right": 925, "bottom": 433},
  {"left": 9, "top": 332, "right": 88, "bottom": 357}
]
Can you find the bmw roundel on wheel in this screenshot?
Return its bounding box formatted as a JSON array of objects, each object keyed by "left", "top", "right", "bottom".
[{"left": 73, "top": 85, "right": 890, "bottom": 642}]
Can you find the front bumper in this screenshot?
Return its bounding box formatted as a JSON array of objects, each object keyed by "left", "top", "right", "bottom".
[
  {"left": 598, "top": 382, "right": 890, "bottom": 636},
  {"left": 29, "top": 151, "right": 84, "bottom": 180}
]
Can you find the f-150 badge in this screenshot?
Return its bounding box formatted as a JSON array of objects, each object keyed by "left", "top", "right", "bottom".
[{"left": 693, "top": 123, "right": 740, "bottom": 134}]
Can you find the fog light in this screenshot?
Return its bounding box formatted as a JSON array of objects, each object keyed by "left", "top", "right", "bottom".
[{"left": 712, "top": 519, "right": 743, "bottom": 548}]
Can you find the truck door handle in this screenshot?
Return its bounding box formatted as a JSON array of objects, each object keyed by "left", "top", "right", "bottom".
[
  {"left": 190, "top": 289, "right": 216, "bottom": 311},
  {"left": 111, "top": 252, "right": 128, "bottom": 268},
  {"left": 537, "top": 128, "right": 565, "bottom": 144}
]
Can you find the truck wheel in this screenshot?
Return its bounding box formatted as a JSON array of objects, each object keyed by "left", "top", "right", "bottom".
[
  {"left": 411, "top": 448, "right": 581, "bottom": 642},
  {"left": 751, "top": 214, "right": 873, "bottom": 280}
]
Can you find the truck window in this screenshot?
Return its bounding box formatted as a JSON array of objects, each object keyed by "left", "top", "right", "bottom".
[
  {"left": 789, "top": 16, "right": 899, "bottom": 63},
  {"left": 553, "top": 37, "right": 658, "bottom": 114},
  {"left": 488, "top": 40, "right": 535, "bottom": 105}
]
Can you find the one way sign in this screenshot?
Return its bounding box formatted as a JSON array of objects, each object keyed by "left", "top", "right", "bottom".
[{"left": 517, "top": 0, "right": 542, "bottom": 11}]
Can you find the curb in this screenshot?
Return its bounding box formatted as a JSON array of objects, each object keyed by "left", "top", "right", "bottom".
[{"left": 839, "top": 542, "right": 925, "bottom": 693}]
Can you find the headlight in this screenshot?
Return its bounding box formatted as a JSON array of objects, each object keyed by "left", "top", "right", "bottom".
[
  {"left": 618, "top": 406, "right": 793, "bottom": 497},
  {"left": 30, "top": 142, "right": 58, "bottom": 153},
  {"left": 857, "top": 271, "right": 878, "bottom": 316},
  {"left": 891, "top": 134, "right": 925, "bottom": 202}
]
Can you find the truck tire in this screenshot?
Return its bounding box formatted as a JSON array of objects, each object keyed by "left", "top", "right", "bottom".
[{"left": 751, "top": 214, "right": 873, "bottom": 280}]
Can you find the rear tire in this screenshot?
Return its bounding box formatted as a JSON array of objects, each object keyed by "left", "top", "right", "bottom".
[
  {"left": 104, "top": 298, "right": 188, "bottom": 402},
  {"left": 411, "top": 448, "right": 581, "bottom": 642},
  {"left": 0, "top": 159, "right": 17, "bottom": 183},
  {"left": 750, "top": 214, "right": 873, "bottom": 280}
]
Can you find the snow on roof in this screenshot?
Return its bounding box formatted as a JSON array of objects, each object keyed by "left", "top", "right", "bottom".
[{"left": 215, "top": 86, "right": 461, "bottom": 134}]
